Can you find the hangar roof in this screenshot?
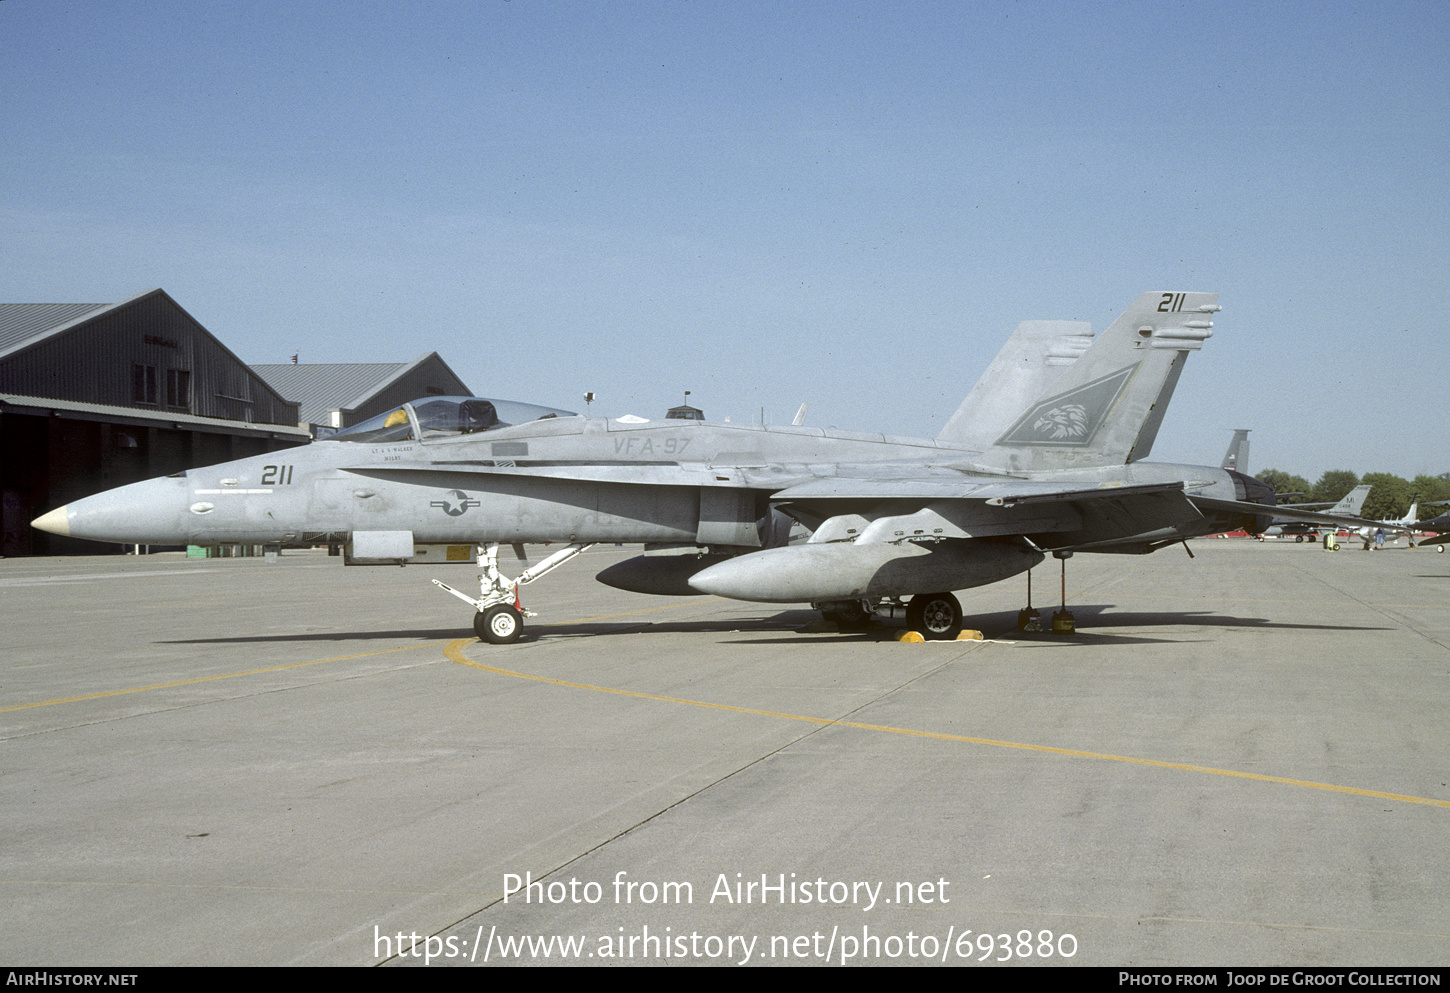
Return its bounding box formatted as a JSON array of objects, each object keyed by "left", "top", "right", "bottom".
[
  {"left": 252, "top": 352, "right": 472, "bottom": 427},
  {"left": 252, "top": 362, "right": 406, "bottom": 424},
  {"left": 0, "top": 302, "right": 111, "bottom": 359}
]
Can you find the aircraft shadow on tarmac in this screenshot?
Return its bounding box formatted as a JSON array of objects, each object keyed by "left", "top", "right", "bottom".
[
  {"left": 1019, "top": 604, "right": 1390, "bottom": 632},
  {"left": 630, "top": 602, "right": 1386, "bottom": 647},
  {"left": 157, "top": 612, "right": 829, "bottom": 646},
  {"left": 159, "top": 603, "right": 1390, "bottom": 648},
  {"left": 160, "top": 628, "right": 486, "bottom": 645}
]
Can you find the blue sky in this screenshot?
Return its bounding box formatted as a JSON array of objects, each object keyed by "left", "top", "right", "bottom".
[{"left": 3, "top": 1, "right": 1446, "bottom": 479}]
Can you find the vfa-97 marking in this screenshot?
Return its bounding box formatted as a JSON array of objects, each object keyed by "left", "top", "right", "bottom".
[{"left": 613, "top": 437, "right": 690, "bottom": 456}]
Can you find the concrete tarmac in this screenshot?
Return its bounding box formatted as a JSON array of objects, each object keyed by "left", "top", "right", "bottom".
[{"left": 1, "top": 539, "right": 1447, "bottom": 966}]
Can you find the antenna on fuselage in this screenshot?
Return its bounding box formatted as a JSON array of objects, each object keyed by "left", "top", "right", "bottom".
[{"left": 584, "top": 392, "right": 595, "bottom": 416}]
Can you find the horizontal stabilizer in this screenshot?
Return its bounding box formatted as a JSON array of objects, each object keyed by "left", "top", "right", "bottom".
[{"left": 1188, "top": 496, "right": 1392, "bottom": 532}]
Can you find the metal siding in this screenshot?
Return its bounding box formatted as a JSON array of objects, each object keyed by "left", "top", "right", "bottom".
[{"left": 0, "top": 291, "right": 299, "bottom": 427}]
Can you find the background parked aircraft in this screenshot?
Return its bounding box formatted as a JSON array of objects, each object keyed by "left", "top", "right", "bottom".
[{"left": 1262, "top": 483, "right": 1372, "bottom": 540}]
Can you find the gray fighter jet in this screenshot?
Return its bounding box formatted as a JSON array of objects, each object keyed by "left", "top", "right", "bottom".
[{"left": 32, "top": 291, "right": 1381, "bottom": 644}]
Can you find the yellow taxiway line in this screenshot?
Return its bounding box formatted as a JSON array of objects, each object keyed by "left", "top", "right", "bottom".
[
  {"left": 444, "top": 638, "right": 1450, "bottom": 811},
  {"left": 1, "top": 641, "right": 451, "bottom": 714}
]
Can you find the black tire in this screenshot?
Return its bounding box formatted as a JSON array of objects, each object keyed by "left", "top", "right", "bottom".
[
  {"left": 475, "top": 604, "right": 523, "bottom": 644},
  {"left": 823, "top": 601, "right": 871, "bottom": 631},
  {"left": 906, "top": 592, "right": 963, "bottom": 641}
]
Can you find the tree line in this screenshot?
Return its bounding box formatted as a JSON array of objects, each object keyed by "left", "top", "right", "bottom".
[{"left": 1254, "top": 470, "right": 1449, "bottom": 521}]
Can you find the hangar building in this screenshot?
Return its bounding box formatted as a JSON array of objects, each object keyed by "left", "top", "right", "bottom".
[
  {"left": 251, "top": 353, "right": 472, "bottom": 438},
  {"left": 0, "top": 289, "right": 309, "bottom": 556}
]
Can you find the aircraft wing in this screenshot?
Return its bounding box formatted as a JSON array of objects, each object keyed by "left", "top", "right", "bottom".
[
  {"left": 347, "top": 459, "right": 1211, "bottom": 545},
  {"left": 768, "top": 475, "right": 1202, "bottom": 545},
  {"left": 356, "top": 458, "right": 1398, "bottom": 544},
  {"left": 1186, "top": 497, "right": 1393, "bottom": 532},
  {"left": 340, "top": 461, "right": 796, "bottom": 488},
  {"left": 344, "top": 459, "right": 1016, "bottom": 491},
  {"left": 688, "top": 475, "right": 1227, "bottom": 601},
  {"left": 770, "top": 476, "right": 1186, "bottom": 505},
  {"left": 354, "top": 459, "right": 1192, "bottom": 507}
]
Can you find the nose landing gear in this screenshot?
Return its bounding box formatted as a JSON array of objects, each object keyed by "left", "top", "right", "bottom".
[
  {"left": 434, "top": 541, "right": 594, "bottom": 644},
  {"left": 476, "top": 603, "right": 523, "bottom": 644}
]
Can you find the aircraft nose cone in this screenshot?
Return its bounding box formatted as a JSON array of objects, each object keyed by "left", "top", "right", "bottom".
[
  {"left": 34, "top": 476, "right": 192, "bottom": 544},
  {"left": 31, "top": 506, "right": 71, "bottom": 537}
]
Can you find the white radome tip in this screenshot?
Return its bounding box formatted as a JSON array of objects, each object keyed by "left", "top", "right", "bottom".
[{"left": 31, "top": 506, "right": 71, "bottom": 537}]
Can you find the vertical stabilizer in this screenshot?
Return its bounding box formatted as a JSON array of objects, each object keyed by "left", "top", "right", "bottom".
[
  {"left": 1327, "top": 484, "right": 1371, "bottom": 516},
  {"left": 1221, "top": 428, "right": 1251, "bottom": 472},
  {"left": 984, "top": 292, "right": 1220, "bottom": 470},
  {"left": 937, "top": 320, "right": 1094, "bottom": 450},
  {"left": 1398, "top": 495, "right": 1419, "bottom": 526}
]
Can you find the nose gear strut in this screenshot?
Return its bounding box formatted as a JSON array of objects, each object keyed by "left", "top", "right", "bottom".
[{"left": 432, "top": 541, "right": 594, "bottom": 644}]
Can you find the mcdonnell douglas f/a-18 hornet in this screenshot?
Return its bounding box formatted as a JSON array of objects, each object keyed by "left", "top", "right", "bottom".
[{"left": 33, "top": 292, "right": 1382, "bottom": 644}]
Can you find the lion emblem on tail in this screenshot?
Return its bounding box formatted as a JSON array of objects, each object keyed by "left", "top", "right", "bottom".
[{"left": 1032, "top": 403, "right": 1088, "bottom": 439}]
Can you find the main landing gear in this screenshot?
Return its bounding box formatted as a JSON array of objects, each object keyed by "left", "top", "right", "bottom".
[
  {"left": 820, "top": 600, "right": 872, "bottom": 631},
  {"left": 1017, "top": 566, "right": 1042, "bottom": 632},
  {"left": 432, "top": 542, "right": 594, "bottom": 644},
  {"left": 905, "top": 592, "right": 964, "bottom": 640},
  {"left": 817, "top": 591, "right": 965, "bottom": 640}
]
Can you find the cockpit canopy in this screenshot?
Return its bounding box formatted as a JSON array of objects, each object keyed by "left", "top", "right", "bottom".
[{"left": 330, "top": 396, "right": 577, "bottom": 444}]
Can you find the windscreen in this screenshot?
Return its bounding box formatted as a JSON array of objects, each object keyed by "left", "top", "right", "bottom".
[
  {"left": 331, "top": 396, "right": 577, "bottom": 443},
  {"left": 330, "top": 406, "right": 415, "bottom": 443},
  {"left": 413, "top": 396, "right": 576, "bottom": 438}
]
